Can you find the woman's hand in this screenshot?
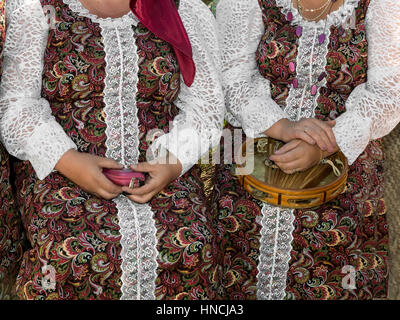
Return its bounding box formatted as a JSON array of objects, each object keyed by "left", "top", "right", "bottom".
[
  {"left": 265, "top": 118, "right": 337, "bottom": 152},
  {"left": 55, "top": 149, "right": 124, "bottom": 199},
  {"left": 121, "top": 154, "right": 183, "bottom": 204},
  {"left": 269, "top": 139, "right": 339, "bottom": 174}
]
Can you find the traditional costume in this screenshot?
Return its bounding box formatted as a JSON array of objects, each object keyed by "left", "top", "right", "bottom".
[
  {"left": 0, "top": 0, "right": 225, "bottom": 299},
  {"left": 214, "top": 0, "right": 400, "bottom": 299}
]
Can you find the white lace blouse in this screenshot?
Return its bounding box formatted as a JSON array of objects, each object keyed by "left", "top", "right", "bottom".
[
  {"left": 0, "top": 0, "right": 225, "bottom": 180},
  {"left": 216, "top": 0, "right": 400, "bottom": 165}
]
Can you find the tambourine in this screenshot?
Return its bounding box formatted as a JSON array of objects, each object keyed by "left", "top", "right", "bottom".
[
  {"left": 103, "top": 168, "right": 146, "bottom": 189},
  {"left": 236, "top": 137, "right": 348, "bottom": 209}
]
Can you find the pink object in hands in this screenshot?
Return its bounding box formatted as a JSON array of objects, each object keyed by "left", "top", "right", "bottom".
[{"left": 103, "top": 168, "right": 146, "bottom": 188}]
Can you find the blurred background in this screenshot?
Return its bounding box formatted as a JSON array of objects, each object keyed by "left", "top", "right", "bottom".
[{"left": 201, "top": 0, "right": 400, "bottom": 300}]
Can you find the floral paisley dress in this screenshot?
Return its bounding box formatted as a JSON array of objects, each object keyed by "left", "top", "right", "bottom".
[
  {"left": 0, "top": 0, "right": 225, "bottom": 300},
  {"left": 1, "top": 0, "right": 25, "bottom": 300},
  {"left": 215, "top": 0, "right": 400, "bottom": 299}
]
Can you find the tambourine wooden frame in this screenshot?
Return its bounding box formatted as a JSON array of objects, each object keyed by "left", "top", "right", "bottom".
[{"left": 237, "top": 138, "right": 349, "bottom": 209}]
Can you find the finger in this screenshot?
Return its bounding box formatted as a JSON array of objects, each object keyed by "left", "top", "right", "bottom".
[
  {"left": 298, "top": 119, "right": 335, "bottom": 151},
  {"left": 311, "top": 119, "right": 337, "bottom": 150},
  {"left": 273, "top": 140, "right": 302, "bottom": 155},
  {"left": 129, "top": 162, "right": 154, "bottom": 173},
  {"left": 303, "top": 125, "right": 330, "bottom": 151},
  {"left": 121, "top": 178, "right": 159, "bottom": 196},
  {"left": 97, "top": 189, "right": 121, "bottom": 200},
  {"left": 270, "top": 147, "right": 300, "bottom": 163},
  {"left": 327, "top": 119, "right": 336, "bottom": 127},
  {"left": 96, "top": 157, "right": 124, "bottom": 169},
  {"left": 293, "top": 130, "right": 316, "bottom": 146},
  {"left": 275, "top": 159, "right": 304, "bottom": 173},
  {"left": 97, "top": 173, "right": 123, "bottom": 195},
  {"left": 315, "top": 119, "right": 337, "bottom": 148},
  {"left": 125, "top": 191, "right": 157, "bottom": 204}
]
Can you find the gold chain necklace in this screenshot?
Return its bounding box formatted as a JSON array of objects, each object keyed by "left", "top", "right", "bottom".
[
  {"left": 298, "top": 0, "right": 331, "bottom": 13},
  {"left": 287, "top": 0, "right": 348, "bottom": 97},
  {"left": 289, "top": 0, "right": 336, "bottom": 96},
  {"left": 296, "top": 0, "right": 335, "bottom": 22}
]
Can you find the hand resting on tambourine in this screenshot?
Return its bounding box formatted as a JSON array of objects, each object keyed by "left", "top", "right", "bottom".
[
  {"left": 269, "top": 139, "right": 339, "bottom": 174},
  {"left": 237, "top": 137, "right": 348, "bottom": 208}
]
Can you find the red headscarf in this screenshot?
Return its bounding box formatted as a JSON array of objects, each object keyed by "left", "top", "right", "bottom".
[{"left": 130, "top": 0, "right": 196, "bottom": 87}]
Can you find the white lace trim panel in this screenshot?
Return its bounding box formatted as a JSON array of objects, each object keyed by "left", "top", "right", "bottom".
[
  {"left": 257, "top": 204, "right": 295, "bottom": 300},
  {"left": 89, "top": 8, "right": 158, "bottom": 300},
  {"left": 284, "top": 26, "right": 330, "bottom": 121}
]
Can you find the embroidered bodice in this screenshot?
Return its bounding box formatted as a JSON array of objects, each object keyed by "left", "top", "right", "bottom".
[
  {"left": 0, "top": 0, "right": 225, "bottom": 179},
  {"left": 0, "top": 0, "right": 224, "bottom": 300}
]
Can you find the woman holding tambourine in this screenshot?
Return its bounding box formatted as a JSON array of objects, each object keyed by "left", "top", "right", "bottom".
[{"left": 213, "top": 0, "right": 400, "bottom": 299}]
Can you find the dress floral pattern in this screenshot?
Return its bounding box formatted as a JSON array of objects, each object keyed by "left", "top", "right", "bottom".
[
  {"left": 1, "top": 0, "right": 224, "bottom": 300},
  {"left": 213, "top": 0, "right": 389, "bottom": 300},
  {"left": 0, "top": 0, "right": 25, "bottom": 300}
]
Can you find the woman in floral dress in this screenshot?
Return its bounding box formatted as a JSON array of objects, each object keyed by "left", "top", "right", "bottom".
[
  {"left": 0, "top": 0, "right": 225, "bottom": 299},
  {"left": 214, "top": 0, "right": 400, "bottom": 299},
  {"left": 0, "top": 0, "right": 25, "bottom": 300}
]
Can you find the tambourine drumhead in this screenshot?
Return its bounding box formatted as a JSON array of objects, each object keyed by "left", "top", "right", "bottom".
[{"left": 236, "top": 137, "right": 348, "bottom": 209}]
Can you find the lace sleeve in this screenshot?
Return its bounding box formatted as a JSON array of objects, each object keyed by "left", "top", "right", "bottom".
[
  {"left": 0, "top": 0, "right": 77, "bottom": 180},
  {"left": 216, "top": 0, "right": 287, "bottom": 138},
  {"left": 150, "top": 0, "right": 225, "bottom": 175},
  {"left": 332, "top": 0, "right": 400, "bottom": 164}
]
